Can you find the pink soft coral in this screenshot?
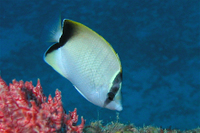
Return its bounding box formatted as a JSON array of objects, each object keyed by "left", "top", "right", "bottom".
[{"left": 0, "top": 77, "right": 85, "bottom": 133}]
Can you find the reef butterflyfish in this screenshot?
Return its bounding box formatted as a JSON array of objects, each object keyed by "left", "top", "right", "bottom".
[{"left": 44, "top": 19, "right": 123, "bottom": 111}]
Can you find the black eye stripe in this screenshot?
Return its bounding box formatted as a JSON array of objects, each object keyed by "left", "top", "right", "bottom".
[
  {"left": 111, "top": 87, "right": 118, "bottom": 93},
  {"left": 110, "top": 72, "right": 122, "bottom": 96},
  {"left": 103, "top": 71, "right": 122, "bottom": 107},
  {"left": 113, "top": 72, "right": 122, "bottom": 85}
]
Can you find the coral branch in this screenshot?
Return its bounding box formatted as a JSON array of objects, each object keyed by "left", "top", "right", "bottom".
[{"left": 0, "top": 77, "right": 85, "bottom": 133}]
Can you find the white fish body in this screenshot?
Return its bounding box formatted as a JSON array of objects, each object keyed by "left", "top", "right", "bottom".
[{"left": 44, "top": 19, "right": 123, "bottom": 111}]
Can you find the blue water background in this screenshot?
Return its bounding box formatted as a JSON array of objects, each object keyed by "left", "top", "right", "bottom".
[{"left": 0, "top": 0, "right": 199, "bottom": 130}]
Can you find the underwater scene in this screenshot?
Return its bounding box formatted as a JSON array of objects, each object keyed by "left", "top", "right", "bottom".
[{"left": 0, "top": 0, "right": 200, "bottom": 132}]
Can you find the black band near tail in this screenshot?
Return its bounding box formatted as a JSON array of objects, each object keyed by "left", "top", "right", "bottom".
[{"left": 45, "top": 20, "right": 76, "bottom": 56}]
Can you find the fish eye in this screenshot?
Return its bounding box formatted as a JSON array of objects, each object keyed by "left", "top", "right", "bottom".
[{"left": 108, "top": 92, "right": 115, "bottom": 100}]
